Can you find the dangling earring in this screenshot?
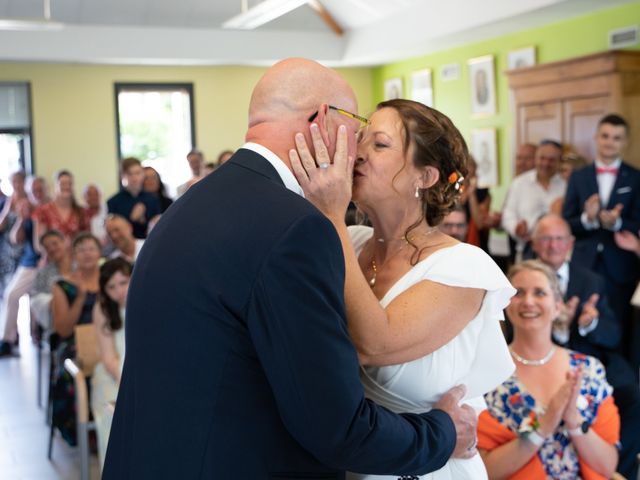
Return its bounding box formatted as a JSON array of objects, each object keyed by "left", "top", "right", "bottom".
[{"left": 415, "top": 186, "right": 421, "bottom": 198}]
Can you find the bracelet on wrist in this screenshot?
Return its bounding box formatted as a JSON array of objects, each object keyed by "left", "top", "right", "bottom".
[{"left": 521, "top": 430, "right": 546, "bottom": 447}]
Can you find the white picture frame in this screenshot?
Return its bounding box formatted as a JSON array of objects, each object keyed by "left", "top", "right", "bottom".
[
  {"left": 471, "top": 128, "right": 498, "bottom": 188},
  {"left": 507, "top": 46, "right": 536, "bottom": 70},
  {"left": 441, "top": 63, "right": 460, "bottom": 82},
  {"left": 384, "top": 77, "right": 403, "bottom": 101},
  {"left": 410, "top": 69, "right": 433, "bottom": 107},
  {"left": 468, "top": 55, "right": 496, "bottom": 116}
]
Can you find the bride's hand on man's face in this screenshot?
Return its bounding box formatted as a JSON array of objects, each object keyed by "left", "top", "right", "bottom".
[{"left": 289, "top": 123, "right": 355, "bottom": 222}]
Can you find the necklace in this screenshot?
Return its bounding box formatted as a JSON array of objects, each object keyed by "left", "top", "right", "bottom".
[
  {"left": 509, "top": 346, "right": 557, "bottom": 366},
  {"left": 369, "top": 228, "right": 438, "bottom": 287}
]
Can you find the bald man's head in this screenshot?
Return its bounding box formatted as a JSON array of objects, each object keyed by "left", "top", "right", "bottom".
[
  {"left": 246, "top": 58, "right": 360, "bottom": 166},
  {"left": 249, "top": 58, "right": 356, "bottom": 126}
]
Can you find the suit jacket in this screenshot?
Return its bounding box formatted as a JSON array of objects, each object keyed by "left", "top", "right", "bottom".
[
  {"left": 561, "top": 262, "right": 635, "bottom": 388},
  {"left": 562, "top": 162, "right": 640, "bottom": 284},
  {"left": 103, "top": 149, "right": 456, "bottom": 479}
]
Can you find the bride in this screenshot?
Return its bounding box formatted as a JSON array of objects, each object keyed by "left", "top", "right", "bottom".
[{"left": 290, "top": 99, "right": 515, "bottom": 479}]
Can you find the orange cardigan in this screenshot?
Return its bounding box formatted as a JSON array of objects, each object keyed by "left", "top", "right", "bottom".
[{"left": 477, "top": 395, "right": 620, "bottom": 480}]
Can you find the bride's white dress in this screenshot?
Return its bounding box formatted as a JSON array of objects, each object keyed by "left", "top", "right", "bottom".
[{"left": 346, "top": 226, "right": 515, "bottom": 480}]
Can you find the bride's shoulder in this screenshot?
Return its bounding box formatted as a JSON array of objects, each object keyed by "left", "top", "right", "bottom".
[{"left": 423, "top": 242, "right": 512, "bottom": 290}]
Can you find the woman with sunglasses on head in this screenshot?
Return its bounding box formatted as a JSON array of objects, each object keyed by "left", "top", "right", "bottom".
[
  {"left": 91, "top": 257, "right": 132, "bottom": 470},
  {"left": 478, "top": 260, "right": 619, "bottom": 479},
  {"left": 290, "top": 99, "right": 516, "bottom": 479}
]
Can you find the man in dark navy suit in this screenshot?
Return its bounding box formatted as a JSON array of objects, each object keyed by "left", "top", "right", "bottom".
[
  {"left": 562, "top": 114, "right": 640, "bottom": 368},
  {"left": 532, "top": 214, "right": 640, "bottom": 479},
  {"left": 103, "top": 58, "right": 475, "bottom": 479}
]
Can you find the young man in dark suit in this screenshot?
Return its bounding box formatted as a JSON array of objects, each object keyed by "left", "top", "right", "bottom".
[
  {"left": 532, "top": 214, "right": 640, "bottom": 479},
  {"left": 103, "top": 58, "right": 476, "bottom": 479},
  {"left": 562, "top": 114, "right": 640, "bottom": 367}
]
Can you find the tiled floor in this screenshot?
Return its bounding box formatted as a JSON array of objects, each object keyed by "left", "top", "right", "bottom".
[{"left": 0, "top": 297, "right": 100, "bottom": 480}]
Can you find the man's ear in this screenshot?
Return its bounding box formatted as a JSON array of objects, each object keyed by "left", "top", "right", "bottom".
[
  {"left": 420, "top": 166, "right": 440, "bottom": 189},
  {"left": 313, "top": 103, "right": 332, "bottom": 150}
]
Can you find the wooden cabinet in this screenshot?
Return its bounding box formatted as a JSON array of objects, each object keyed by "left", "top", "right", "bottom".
[{"left": 507, "top": 50, "right": 640, "bottom": 168}]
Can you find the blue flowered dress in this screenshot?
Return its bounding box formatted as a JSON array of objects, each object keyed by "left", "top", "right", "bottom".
[{"left": 483, "top": 351, "right": 614, "bottom": 480}]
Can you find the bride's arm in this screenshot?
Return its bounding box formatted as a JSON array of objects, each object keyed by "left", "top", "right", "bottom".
[
  {"left": 290, "top": 125, "right": 484, "bottom": 367},
  {"left": 330, "top": 221, "right": 484, "bottom": 366}
]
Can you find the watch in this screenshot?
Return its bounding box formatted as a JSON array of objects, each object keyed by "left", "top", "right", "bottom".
[{"left": 568, "top": 421, "right": 589, "bottom": 436}]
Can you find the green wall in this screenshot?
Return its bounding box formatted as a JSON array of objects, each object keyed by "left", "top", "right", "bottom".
[{"left": 372, "top": 2, "right": 640, "bottom": 205}]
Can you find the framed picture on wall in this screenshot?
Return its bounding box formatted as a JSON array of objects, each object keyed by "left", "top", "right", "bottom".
[
  {"left": 410, "top": 69, "right": 433, "bottom": 107},
  {"left": 467, "top": 55, "right": 496, "bottom": 116},
  {"left": 507, "top": 46, "right": 536, "bottom": 69},
  {"left": 384, "top": 77, "right": 403, "bottom": 100},
  {"left": 470, "top": 128, "right": 498, "bottom": 187}
]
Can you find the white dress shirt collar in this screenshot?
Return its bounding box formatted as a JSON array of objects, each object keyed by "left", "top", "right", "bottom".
[
  {"left": 594, "top": 158, "right": 622, "bottom": 170},
  {"left": 241, "top": 142, "right": 305, "bottom": 198},
  {"left": 556, "top": 262, "right": 569, "bottom": 296}
]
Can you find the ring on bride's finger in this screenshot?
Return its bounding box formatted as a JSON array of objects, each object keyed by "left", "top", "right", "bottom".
[
  {"left": 467, "top": 439, "right": 477, "bottom": 451},
  {"left": 318, "top": 162, "right": 329, "bottom": 169}
]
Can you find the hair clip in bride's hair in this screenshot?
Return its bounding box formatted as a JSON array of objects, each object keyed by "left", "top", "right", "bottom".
[{"left": 448, "top": 171, "right": 465, "bottom": 192}]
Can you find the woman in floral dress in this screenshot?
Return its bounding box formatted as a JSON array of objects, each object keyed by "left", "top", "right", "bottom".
[{"left": 478, "top": 260, "right": 620, "bottom": 479}]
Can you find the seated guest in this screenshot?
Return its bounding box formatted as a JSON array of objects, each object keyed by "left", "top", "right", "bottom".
[
  {"left": 216, "top": 149, "right": 234, "bottom": 166},
  {"left": 143, "top": 166, "right": 173, "bottom": 213},
  {"left": 33, "top": 170, "right": 89, "bottom": 252},
  {"left": 0, "top": 196, "right": 38, "bottom": 356},
  {"left": 50, "top": 233, "right": 101, "bottom": 446},
  {"left": 202, "top": 162, "right": 217, "bottom": 176},
  {"left": 0, "top": 171, "right": 28, "bottom": 299},
  {"left": 478, "top": 260, "right": 620, "bottom": 480},
  {"left": 176, "top": 149, "right": 205, "bottom": 197},
  {"left": 27, "top": 175, "right": 50, "bottom": 206},
  {"left": 91, "top": 257, "right": 132, "bottom": 470},
  {"left": 439, "top": 206, "right": 468, "bottom": 242},
  {"left": 29, "top": 230, "right": 72, "bottom": 334},
  {"left": 105, "top": 214, "right": 144, "bottom": 263},
  {"left": 514, "top": 143, "right": 537, "bottom": 177},
  {"left": 107, "top": 157, "right": 160, "bottom": 239},
  {"left": 459, "top": 156, "right": 492, "bottom": 251},
  {"left": 532, "top": 214, "right": 640, "bottom": 479},
  {"left": 83, "top": 183, "right": 108, "bottom": 245}
]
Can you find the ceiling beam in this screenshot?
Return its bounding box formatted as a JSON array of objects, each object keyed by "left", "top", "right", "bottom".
[{"left": 308, "top": 0, "right": 343, "bottom": 36}]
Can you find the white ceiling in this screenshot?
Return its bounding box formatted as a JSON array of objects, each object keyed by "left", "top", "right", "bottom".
[{"left": 0, "top": 0, "right": 636, "bottom": 66}]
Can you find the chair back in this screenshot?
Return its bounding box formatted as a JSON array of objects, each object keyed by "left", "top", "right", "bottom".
[{"left": 74, "top": 324, "right": 100, "bottom": 377}]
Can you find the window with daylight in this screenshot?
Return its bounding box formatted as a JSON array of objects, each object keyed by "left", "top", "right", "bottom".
[
  {"left": 0, "top": 82, "right": 33, "bottom": 196},
  {"left": 115, "top": 83, "right": 195, "bottom": 197}
]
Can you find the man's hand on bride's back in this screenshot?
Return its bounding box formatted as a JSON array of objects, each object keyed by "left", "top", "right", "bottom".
[{"left": 433, "top": 384, "right": 478, "bottom": 459}]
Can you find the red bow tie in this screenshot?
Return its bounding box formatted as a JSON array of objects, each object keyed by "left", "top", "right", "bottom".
[{"left": 596, "top": 166, "right": 618, "bottom": 175}]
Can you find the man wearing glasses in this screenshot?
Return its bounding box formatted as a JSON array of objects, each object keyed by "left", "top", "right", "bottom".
[
  {"left": 532, "top": 213, "right": 640, "bottom": 480},
  {"left": 105, "top": 58, "right": 474, "bottom": 479}
]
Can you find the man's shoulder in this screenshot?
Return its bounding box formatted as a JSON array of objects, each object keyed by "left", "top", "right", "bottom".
[
  {"left": 107, "top": 190, "right": 127, "bottom": 204},
  {"left": 513, "top": 170, "right": 536, "bottom": 185},
  {"left": 568, "top": 262, "right": 603, "bottom": 288},
  {"left": 620, "top": 161, "right": 640, "bottom": 177}
]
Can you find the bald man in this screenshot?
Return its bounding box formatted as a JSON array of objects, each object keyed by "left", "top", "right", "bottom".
[{"left": 104, "top": 59, "right": 469, "bottom": 479}]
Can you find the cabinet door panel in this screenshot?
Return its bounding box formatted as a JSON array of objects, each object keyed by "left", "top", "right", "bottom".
[
  {"left": 518, "top": 102, "right": 562, "bottom": 146},
  {"left": 563, "top": 96, "right": 611, "bottom": 160}
]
